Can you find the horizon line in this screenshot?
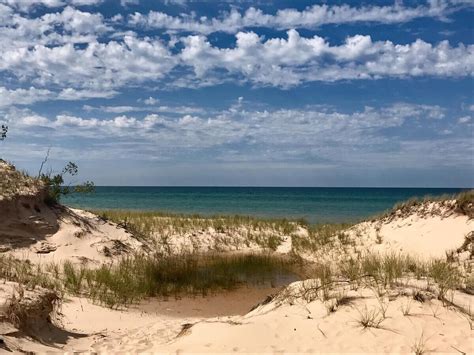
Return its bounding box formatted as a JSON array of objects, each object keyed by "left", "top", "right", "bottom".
[{"left": 76, "top": 185, "right": 473, "bottom": 189}]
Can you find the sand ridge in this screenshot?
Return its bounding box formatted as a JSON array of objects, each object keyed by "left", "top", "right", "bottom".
[{"left": 0, "top": 173, "right": 472, "bottom": 353}]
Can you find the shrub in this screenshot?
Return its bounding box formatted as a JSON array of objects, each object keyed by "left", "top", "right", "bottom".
[
  {"left": 0, "top": 124, "right": 7, "bottom": 141},
  {"left": 40, "top": 161, "right": 94, "bottom": 205}
]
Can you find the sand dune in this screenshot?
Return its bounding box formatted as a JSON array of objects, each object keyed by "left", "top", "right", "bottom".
[{"left": 0, "top": 163, "right": 472, "bottom": 353}]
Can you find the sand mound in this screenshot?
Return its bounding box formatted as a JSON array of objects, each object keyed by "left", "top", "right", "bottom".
[
  {"left": 352, "top": 200, "right": 473, "bottom": 259},
  {"left": 0, "top": 281, "right": 68, "bottom": 352},
  {"left": 5, "top": 207, "right": 146, "bottom": 266},
  {"left": 75, "top": 280, "right": 471, "bottom": 353}
]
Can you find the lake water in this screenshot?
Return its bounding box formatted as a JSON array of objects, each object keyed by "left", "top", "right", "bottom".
[{"left": 62, "top": 186, "right": 467, "bottom": 224}]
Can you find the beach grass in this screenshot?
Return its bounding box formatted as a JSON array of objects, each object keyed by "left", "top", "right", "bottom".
[
  {"left": 94, "top": 210, "right": 302, "bottom": 252},
  {"left": 291, "top": 223, "right": 353, "bottom": 252},
  {"left": 78, "top": 253, "right": 299, "bottom": 308},
  {"left": 0, "top": 252, "right": 300, "bottom": 308},
  {"left": 96, "top": 210, "right": 301, "bottom": 236},
  {"left": 0, "top": 249, "right": 468, "bottom": 310},
  {"left": 374, "top": 189, "right": 474, "bottom": 221}
]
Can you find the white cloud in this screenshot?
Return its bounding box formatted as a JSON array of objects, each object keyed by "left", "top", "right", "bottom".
[
  {"left": 0, "top": 86, "right": 119, "bottom": 109},
  {"left": 0, "top": 35, "right": 176, "bottom": 91},
  {"left": 58, "top": 88, "right": 117, "bottom": 100},
  {"left": 83, "top": 103, "right": 205, "bottom": 115},
  {"left": 0, "top": 6, "right": 110, "bottom": 51},
  {"left": 120, "top": 0, "right": 138, "bottom": 6},
  {"left": 129, "top": 1, "right": 472, "bottom": 34},
  {"left": 0, "top": 2, "right": 472, "bottom": 95},
  {"left": 1, "top": 28, "right": 472, "bottom": 91},
  {"left": 180, "top": 30, "right": 474, "bottom": 87},
  {"left": 0, "top": 87, "right": 54, "bottom": 108},
  {"left": 143, "top": 97, "right": 159, "bottom": 105},
  {"left": 458, "top": 115, "right": 472, "bottom": 123},
  {"left": 7, "top": 103, "right": 464, "bottom": 168},
  {"left": 0, "top": 0, "right": 102, "bottom": 11}
]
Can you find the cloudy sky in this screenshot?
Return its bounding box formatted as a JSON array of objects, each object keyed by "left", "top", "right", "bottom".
[{"left": 1, "top": 0, "right": 473, "bottom": 187}]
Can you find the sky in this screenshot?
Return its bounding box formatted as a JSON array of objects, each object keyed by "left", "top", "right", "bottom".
[{"left": 0, "top": 0, "right": 473, "bottom": 187}]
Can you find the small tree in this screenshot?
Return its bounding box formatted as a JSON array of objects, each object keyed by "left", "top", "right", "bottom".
[
  {"left": 1, "top": 125, "right": 7, "bottom": 141},
  {"left": 40, "top": 161, "right": 95, "bottom": 205}
]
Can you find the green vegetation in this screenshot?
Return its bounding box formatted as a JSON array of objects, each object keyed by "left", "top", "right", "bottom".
[
  {"left": 291, "top": 223, "right": 352, "bottom": 252},
  {"left": 0, "top": 252, "right": 299, "bottom": 309},
  {"left": 454, "top": 190, "right": 474, "bottom": 218},
  {"left": 98, "top": 210, "right": 299, "bottom": 237},
  {"left": 376, "top": 189, "right": 474, "bottom": 221},
  {"left": 1, "top": 127, "right": 94, "bottom": 204},
  {"left": 0, "top": 124, "right": 7, "bottom": 141},
  {"left": 96, "top": 210, "right": 299, "bottom": 252},
  {"left": 68, "top": 253, "right": 298, "bottom": 308},
  {"left": 0, "top": 183, "right": 471, "bottom": 314},
  {"left": 40, "top": 161, "right": 95, "bottom": 205}
]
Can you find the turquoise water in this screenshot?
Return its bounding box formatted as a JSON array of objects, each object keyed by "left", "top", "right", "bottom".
[{"left": 62, "top": 187, "right": 467, "bottom": 224}]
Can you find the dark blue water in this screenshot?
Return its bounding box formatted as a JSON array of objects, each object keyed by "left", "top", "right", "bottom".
[{"left": 63, "top": 187, "right": 467, "bottom": 224}]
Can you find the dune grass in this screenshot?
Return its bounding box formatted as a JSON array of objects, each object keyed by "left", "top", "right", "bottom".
[
  {"left": 97, "top": 210, "right": 300, "bottom": 236},
  {"left": 75, "top": 253, "right": 299, "bottom": 308},
  {"left": 291, "top": 223, "right": 353, "bottom": 252},
  {"left": 375, "top": 189, "right": 474, "bottom": 221},
  {"left": 94, "top": 210, "right": 302, "bottom": 252},
  {"left": 0, "top": 252, "right": 299, "bottom": 309},
  {"left": 0, "top": 250, "right": 467, "bottom": 310}
]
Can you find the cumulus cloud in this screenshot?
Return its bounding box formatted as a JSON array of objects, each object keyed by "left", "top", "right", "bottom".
[
  {"left": 180, "top": 30, "right": 474, "bottom": 87},
  {"left": 0, "top": 35, "right": 176, "bottom": 91},
  {"left": 0, "top": 0, "right": 102, "bottom": 11},
  {"left": 0, "top": 5, "right": 110, "bottom": 50},
  {"left": 0, "top": 1, "right": 472, "bottom": 102},
  {"left": 0, "top": 87, "right": 54, "bottom": 108},
  {"left": 1, "top": 30, "right": 472, "bottom": 92},
  {"left": 129, "top": 1, "right": 472, "bottom": 34}
]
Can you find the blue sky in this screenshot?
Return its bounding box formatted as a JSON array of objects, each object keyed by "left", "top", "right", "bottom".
[{"left": 0, "top": 0, "right": 473, "bottom": 187}]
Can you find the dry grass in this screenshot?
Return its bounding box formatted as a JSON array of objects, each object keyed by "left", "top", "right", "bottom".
[
  {"left": 374, "top": 189, "right": 474, "bottom": 222},
  {"left": 4, "top": 284, "right": 61, "bottom": 333},
  {"left": 0, "top": 160, "right": 42, "bottom": 199},
  {"left": 96, "top": 210, "right": 300, "bottom": 252},
  {"left": 454, "top": 190, "right": 474, "bottom": 218},
  {"left": 411, "top": 332, "right": 430, "bottom": 355},
  {"left": 63, "top": 252, "right": 300, "bottom": 308},
  {"left": 356, "top": 305, "right": 385, "bottom": 329},
  {"left": 291, "top": 223, "right": 352, "bottom": 252}
]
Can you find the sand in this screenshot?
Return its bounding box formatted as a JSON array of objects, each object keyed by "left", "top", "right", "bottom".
[
  {"left": 0, "top": 178, "right": 472, "bottom": 353},
  {"left": 6, "top": 207, "right": 145, "bottom": 266},
  {"left": 355, "top": 207, "right": 473, "bottom": 259}
]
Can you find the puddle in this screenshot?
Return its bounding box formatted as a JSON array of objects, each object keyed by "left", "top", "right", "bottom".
[{"left": 135, "top": 273, "right": 299, "bottom": 318}]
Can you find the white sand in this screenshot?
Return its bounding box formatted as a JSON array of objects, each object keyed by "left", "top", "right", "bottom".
[
  {"left": 355, "top": 211, "right": 473, "bottom": 259},
  {"left": 0, "top": 194, "right": 472, "bottom": 353},
  {"left": 7, "top": 207, "right": 145, "bottom": 266}
]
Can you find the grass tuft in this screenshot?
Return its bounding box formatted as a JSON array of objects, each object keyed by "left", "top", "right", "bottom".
[{"left": 356, "top": 305, "right": 385, "bottom": 329}]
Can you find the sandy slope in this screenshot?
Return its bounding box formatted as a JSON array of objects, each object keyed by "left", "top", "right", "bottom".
[
  {"left": 353, "top": 204, "right": 473, "bottom": 259},
  {"left": 149, "top": 288, "right": 472, "bottom": 353},
  {"left": 7, "top": 207, "right": 145, "bottom": 266},
  {"left": 0, "top": 174, "right": 472, "bottom": 354}
]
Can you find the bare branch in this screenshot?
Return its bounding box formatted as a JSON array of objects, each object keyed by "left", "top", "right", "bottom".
[{"left": 38, "top": 147, "right": 51, "bottom": 178}]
